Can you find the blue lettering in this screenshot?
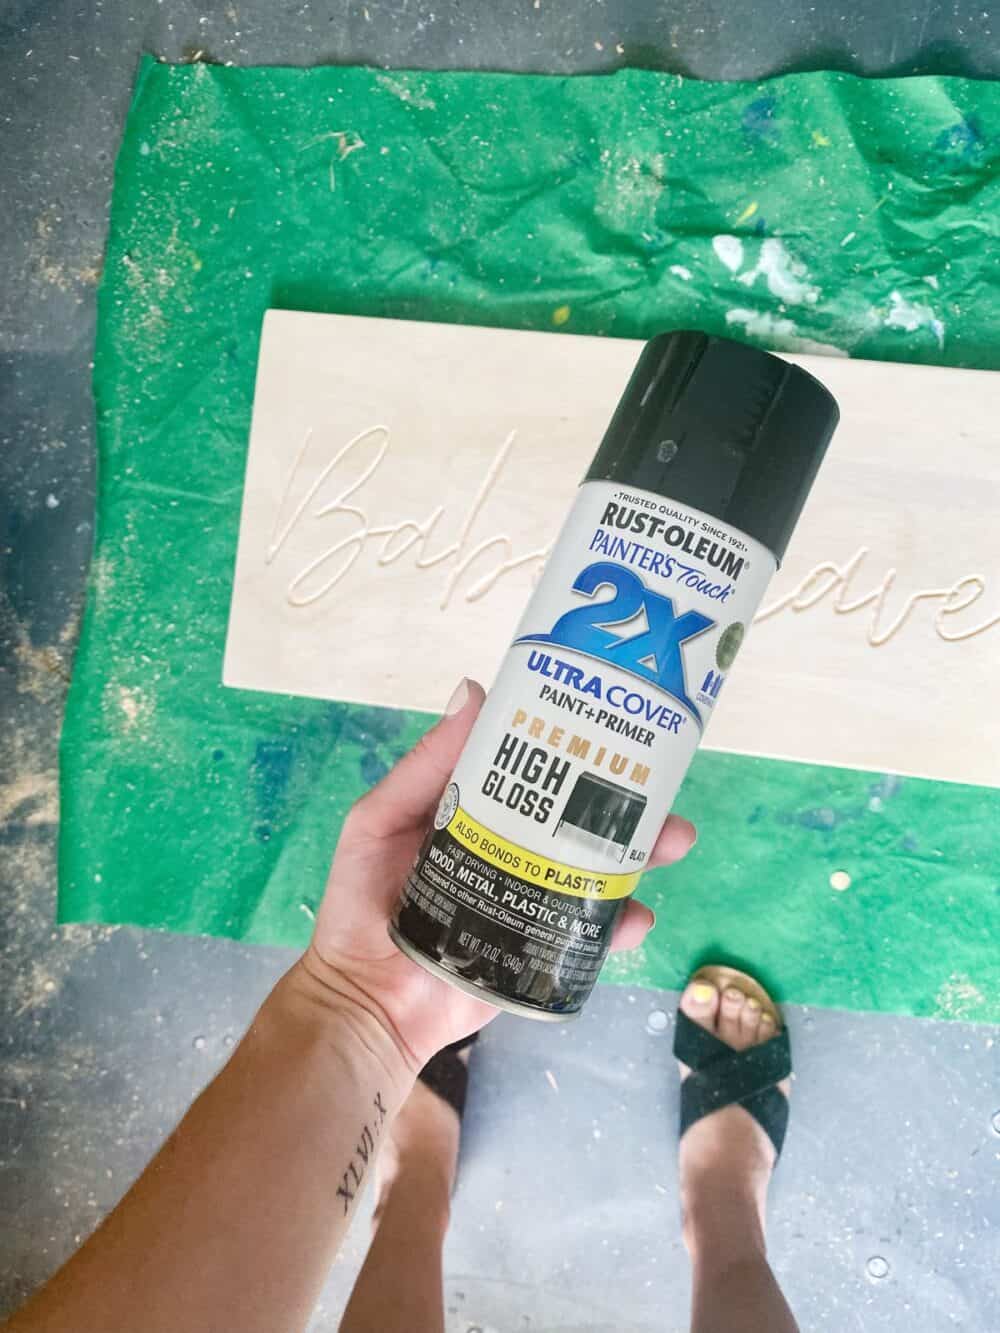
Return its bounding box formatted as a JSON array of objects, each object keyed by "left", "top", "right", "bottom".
[{"left": 516, "top": 562, "right": 713, "bottom": 724}]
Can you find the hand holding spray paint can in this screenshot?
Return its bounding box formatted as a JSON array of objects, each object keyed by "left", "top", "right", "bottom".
[{"left": 391, "top": 331, "right": 839, "bottom": 1020}]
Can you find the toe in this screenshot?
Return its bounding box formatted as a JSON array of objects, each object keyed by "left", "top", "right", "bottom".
[
  {"left": 718, "top": 986, "right": 748, "bottom": 1048},
  {"left": 680, "top": 978, "right": 720, "bottom": 1035},
  {"left": 739, "top": 994, "right": 762, "bottom": 1045}
]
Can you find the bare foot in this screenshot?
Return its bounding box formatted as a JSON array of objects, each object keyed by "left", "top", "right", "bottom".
[
  {"left": 373, "top": 1045, "right": 471, "bottom": 1227},
  {"left": 677, "top": 977, "right": 791, "bottom": 1262}
]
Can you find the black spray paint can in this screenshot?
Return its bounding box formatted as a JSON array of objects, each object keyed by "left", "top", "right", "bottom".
[{"left": 391, "top": 331, "right": 839, "bottom": 1020}]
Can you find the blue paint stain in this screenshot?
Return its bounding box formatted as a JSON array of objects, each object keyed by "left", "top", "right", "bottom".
[
  {"left": 360, "top": 750, "right": 389, "bottom": 787},
  {"left": 794, "top": 807, "right": 838, "bottom": 831},
  {"left": 901, "top": 834, "right": 920, "bottom": 853},
  {"left": 251, "top": 741, "right": 294, "bottom": 823},
  {"left": 212, "top": 748, "right": 225, "bottom": 762},
  {"left": 343, "top": 707, "right": 406, "bottom": 747},
  {"left": 255, "top": 822, "right": 273, "bottom": 844},
  {"left": 753, "top": 215, "right": 767, "bottom": 235},
  {"left": 742, "top": 94, "right": 781, "bottom": 142},
  {"left": 935, "top": 117, "right": 984, "bottom": 158},
  {"left": 325, "top": 701, "right": 347, "bottom": 736},
  {"left": 342, "top": 707, "right": 411, "bottom": 790},
  {"left": 747, "top": 805, "right": 765, "bottom": 825},
  {"left": 780, "top": 803, "right": 866, "bottom": 833}
]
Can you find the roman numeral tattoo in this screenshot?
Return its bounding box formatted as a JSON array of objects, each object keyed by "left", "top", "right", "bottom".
[{"left": 335, "top": 1091, "right": 389, "bottom": 1214}]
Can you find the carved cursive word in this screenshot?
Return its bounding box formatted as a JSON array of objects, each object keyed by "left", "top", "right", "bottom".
[
  {"left": 754, "top": 546, "right": 1000, "bottom": 645},
  {"left": 267, "top": 424, "right": 552, "bottom": 610}
]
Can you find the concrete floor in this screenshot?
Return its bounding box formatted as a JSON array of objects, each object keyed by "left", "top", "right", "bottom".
[
  {"left": 1, "top": 909, "right": 997, "bottom": 1328},
  {"left": 2, "top": 2, "right": 999, "bottom": 1329}
]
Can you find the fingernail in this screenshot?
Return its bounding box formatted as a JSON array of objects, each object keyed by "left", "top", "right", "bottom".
[
  {"left": 690, "top": 982, "right": 715, "bottom": 1005},
  {"left": 444, "top": 677, "right": 470, "bottom": 717},
  {"left": 669, "top": 815, "right": 697, "bottom": 846}
]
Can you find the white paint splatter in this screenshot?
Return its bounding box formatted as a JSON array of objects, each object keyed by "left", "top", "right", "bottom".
[
  {"left": 840, "top": 231, "right": 857, "bottom": 247},
  {"left": 725, "top": 309, "right": 846, "bottom": 357},
  {"left": 884, "top": 290, "right": 945, "bottom": 349},
  {"left": 596, "top": 150, "right": 667, "bottom": 233},
  {"left": 923, "top": 274, "right": 940, "bottom": 290},
  {"left": 737, "top": 238, "right": 819, "bottom": 305},
  {"left": 669, "top": 264, "right": 693, "bottom": 281},
  {"left": 374, "top": 72, "right": 437, "bottom": 111},
  {"left": 119, "top": 688, "right": 143, "bottom": 728},
  {"left": 712, "top": 234, "right": 744, "bottom": 273},
  {"left": 112, "top": 684, "right": 153, "bottom": 735},
  {"left": 934, "top": 971, "right": 985, "bottom": 1020}
]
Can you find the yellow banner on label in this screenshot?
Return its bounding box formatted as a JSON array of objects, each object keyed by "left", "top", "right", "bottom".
[{"left": 447, "top": 807, "right": 641, "bottom": 901}]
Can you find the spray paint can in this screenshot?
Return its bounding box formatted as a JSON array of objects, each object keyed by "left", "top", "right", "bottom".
[{"left": 390, "top": 331, "right": 839, "bottom": 1020}]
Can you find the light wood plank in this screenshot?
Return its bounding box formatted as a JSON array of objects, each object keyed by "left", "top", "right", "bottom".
[{"left": 224, "top": 311, "right": 1000, "bottom": 788}]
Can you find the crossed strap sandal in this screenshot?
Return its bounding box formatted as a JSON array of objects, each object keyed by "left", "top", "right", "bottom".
[
  {"left": 417, "top": 1031, "right": 479, "bottom": 1122},
  {"left": 674, "top": 965, "right": 792, "bottom": 1158}
]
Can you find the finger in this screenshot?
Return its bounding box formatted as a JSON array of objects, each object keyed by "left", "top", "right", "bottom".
[
  {"left": 608, "top": 897, "right": 655, "bottom": 953},
  {"left": 646, "top": 815, "right": 697, "bottom": 869},
  {"left": 352, "top": 677, "right": 486, "bottom": 837}
]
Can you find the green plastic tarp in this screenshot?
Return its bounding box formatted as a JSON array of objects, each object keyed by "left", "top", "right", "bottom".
[{"left": 59, "top": 57, "right": 1000, "bottom": 1021}]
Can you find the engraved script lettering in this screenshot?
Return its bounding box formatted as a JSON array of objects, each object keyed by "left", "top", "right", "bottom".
[
  {"left": 754, "top": 546, "right": 1000, "bottom": 645},
  {"left": 267, "top": 425, "right": 552, "bottom": 610},
  {"left": 268, "top": 436, "right": 997, "bottom": 646}
]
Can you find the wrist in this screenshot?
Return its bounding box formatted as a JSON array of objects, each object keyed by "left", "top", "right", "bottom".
[{"left": 267, "top": 951, "right": 416, "bottom": 1104}]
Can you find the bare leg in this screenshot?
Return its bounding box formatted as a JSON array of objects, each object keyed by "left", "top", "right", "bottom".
[
  {"left": 678, "top": 980, "right": 799, "bottom": 1333},
  {"left": 339, "top": 1056, "right": 466, "bottom": 1333}
]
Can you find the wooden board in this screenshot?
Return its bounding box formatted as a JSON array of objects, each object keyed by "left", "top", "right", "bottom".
[{"left": 224, "top": 311, "right": 1000, "bottom": 789}]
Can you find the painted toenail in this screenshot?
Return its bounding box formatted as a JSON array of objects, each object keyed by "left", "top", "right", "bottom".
[
  {"left": 690, "top": 982, "right": 715, "bottom": 1005},
  {"left": 723, "top": 987, "right": 743, "bottom": 1004},
  {"left": 746, "top": 996, "right": 761, "bottom": 1011},
  {"left": 760, "top": 1012, "right": 775, "bottom": 1026}
]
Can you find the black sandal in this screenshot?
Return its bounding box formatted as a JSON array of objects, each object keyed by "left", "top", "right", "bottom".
[
  {"left": 674, "top": 965, "right": 792, "bottom": 1158},
  {"left": 417, "top": 1031, "right": 479, "bottom": 1120}
]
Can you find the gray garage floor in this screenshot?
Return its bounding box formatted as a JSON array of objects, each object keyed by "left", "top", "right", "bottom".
[
  {"left": 1, "top": 900, "right": 997, "bottom": 1330},
  {"left": 2, "top": 2, "right": 998, "bottom": 1329}
]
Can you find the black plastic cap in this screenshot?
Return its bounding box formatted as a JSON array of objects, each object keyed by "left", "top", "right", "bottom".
[{"left": 585, "top": 331, "right": 839, "bottom": 563}]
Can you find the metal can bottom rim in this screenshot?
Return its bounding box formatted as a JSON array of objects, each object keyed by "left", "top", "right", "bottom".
[{"left": 388, "top": 923, "right": 581, "bottom": 1024}]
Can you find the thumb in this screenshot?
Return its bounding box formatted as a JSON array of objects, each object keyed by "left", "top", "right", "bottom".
[{"left": 353, "top": 678, "right": 486, "bottom": 836}]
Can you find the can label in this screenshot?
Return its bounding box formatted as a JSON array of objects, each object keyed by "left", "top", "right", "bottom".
[{"left": 393, "top": 480, "right": 777, "bottom": 1015}]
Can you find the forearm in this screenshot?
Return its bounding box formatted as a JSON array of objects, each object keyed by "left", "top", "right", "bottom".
[{"left": 7, "top": 961, "right": 415, "bottom": 1333}]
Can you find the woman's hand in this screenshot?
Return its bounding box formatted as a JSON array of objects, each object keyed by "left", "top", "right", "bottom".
[
  {"left": 300, "top": 678, "right": 698, "bottom": 1072},
  {"left": 3, "top": 678, "right": 698, "bottom": 1333}
]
